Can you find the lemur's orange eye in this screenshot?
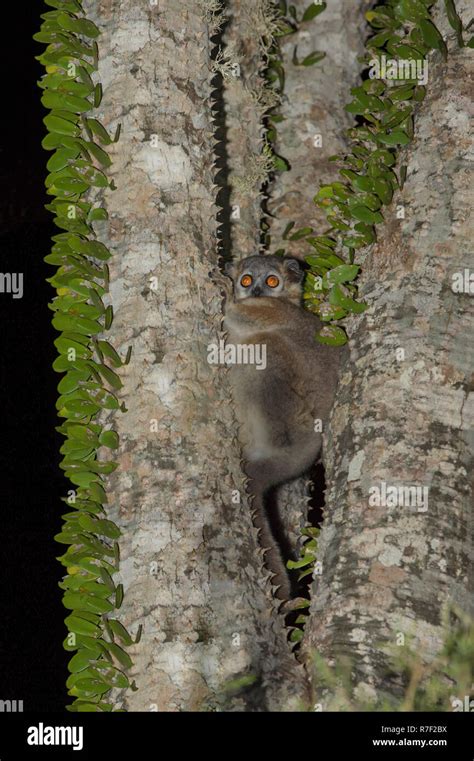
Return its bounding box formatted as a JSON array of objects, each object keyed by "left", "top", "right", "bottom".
[
  {"left": 266, "top": 275, "right": 279, "bottom": 288},
  {"left": 241, "top": 274, "right": 253, "bottom": 287}
]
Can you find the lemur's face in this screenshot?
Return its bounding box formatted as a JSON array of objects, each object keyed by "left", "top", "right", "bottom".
[{"left": 227, "top": 255, "right": 304, "bottom": 305}]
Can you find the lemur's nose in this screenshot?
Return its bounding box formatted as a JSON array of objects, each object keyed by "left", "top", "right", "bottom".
[{"left": 252, "top": 286, "right": 262, "bottom": 297}]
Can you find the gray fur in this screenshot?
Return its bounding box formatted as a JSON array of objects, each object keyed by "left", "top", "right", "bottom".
[{"left": 224, "top": 255, "right": 342, "bottom": 600}]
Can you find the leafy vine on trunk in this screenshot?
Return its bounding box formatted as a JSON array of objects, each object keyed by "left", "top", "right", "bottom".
[
  {"left": 290, "top": 0, "right": 470, "bottom": 347},
  {"left": 35, "top": 0, "right": 138, "bottom": 712}
]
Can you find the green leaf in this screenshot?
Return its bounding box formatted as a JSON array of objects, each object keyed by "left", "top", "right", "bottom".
[
  {"left": 53, "top": 217, "right": 92, "bottom": 236},
  {"left": 373, "top": 178, "right": 393, "bottom": 204},
  {"left": 85, "top": 118, "right": 112, "bottom": 145},
  {"left": 88, "top": 207, "right": 109, "bottom": 222},
  {"left": 444, "top": 0, "right": 464, "bottom": 46},
  {"left": 351, "top": 206, "right": 383, "bottom": 224},
  {"left": 78, "top": 514, "right": 121, "bottom": 540},
  {"left": 78, "top": 581, "right": 114, "bottom": 599},
  {"left": 376, "top": 131, "right": 410, "bottom": 146},
  {"left": 395, "top": 0, "right": 430, "bottom": 22},
  {"left": 323, "top": 264, "right": 360, "bottom": 287},
  {"left": 273, "top": 154, "right": 290, "bottom": 171},
  {"left": 365, "top": 8, "right": 399, "bottom": 29},
  {"left": 46, "top": 166, "right": 75, "bottom": 189},
  {"left": 64, "top": 398, "right": 100, "bottom": 416},
  {"left": 42, "top": 90, "right": 92, "bottom": 113},
  {"left": 68, "top": 650, "right": 98, "bottom": 674},
  {"left": 104, "top": 305, "right": 114, "bottom": 330},
  {"left": 107, "top": 619, "right": 134, "bottom": 646},
  {"left": 58, "top": 370, "right": 90, "bottom": 394},
  {"left": 329, "top": 284, "right": 367, "bottom": 313},
  {"left": 419, "top": 18, "right": 446, "bottom": 52},
  {"left": 400, "top": 164, "right": 408, "bottom": 188},
  {"left": 57, "top": 13, "right": 100, "bottom": 38},
  {"left": 53, "top": 176, "right": 90, "bottom": 194},
  {"left": 63, "top": 591, "right": 114, "bottom": 614},
  {"left": 68, "top": 470, "right": 101, "bottom": 487},
  {"left": 370, "top": 148, "right": 396, "bottom": 167},
  {"left": 99, "top": 430, "right": 119, "bottom": 449},
  {"left": 352, "top": 175, "right": 374, "bottom": 192},
  {"left": 289, "top": 628, "right": 304, "bottom": 643},
  {"left": 61, "top": 447, "right": 95, "bottom": 462},
  {"left": 99, "top": 567, "right": 115, "bottom": 592},
  {"left": 68, "top": 237, "right": 112, "bottom": 260},
  {"left": 390, "top": 43, "right": 424, "bottom": 59},
  {"left": 94, "top": 364, "right": 122, "bottom": 390},
  {"left": 54, "top": 336, "right": 92, "bottom": 359},
  {"left": 46, "top": 147, "right": 80, "bottom": 172},
  {"left": 368, "top": 30, "right": 395, "bottom": 48},
  {"left": 293, "top": 598, "right": 311, "bottom": 610},
  {"left": 65, "top": 614, "right": 101, "bottom": 636},
  {"left": 345, "top": 100, "right": 367, "bottom": 115},
  {"left": 97, "top": 341, "right": 122, "bottom": 367},
  {"left": 388, "top": 83, "right": 416, "bottom": 101},
  {"left": 382, "top": 106, "right": 413, "bottom": 130},
  {"left": 319, "top": 304, "right": 346, "bottom": 321},
  {"left": 44, "top": 114, "right": 81, "bottom": 136},
  {"left": 72, "top": 678, "right": 110, "bottom": 695},
  {"left": 289, "top": 227, "right": 313, "bottom": 240},
  {"left": 301, "top": 51, "right": 326, "bottom": 66},
  {"left": 53, "top": 313, "right": 103, "bottom": 335},
  {"left": 315, "top": 326, "right": 347, "bottom": 346},
  {"left": 444, "top": 0, "right": 464, "bottom": 48},
  {"left": 57, "top": 301, "right": 102, "bottom": 320},
  {"left": 33, "top": 27, "right": 62, "bottom": 44},
  {"left": 77, "top": 65, "right": 95, "bottom": 89},
  {"left": 94, "top": 83, "right": 103, "bottom": 108},
  {"left": 287, "top": 555, "right": 314, "bottom": 569},
  {"left": 80, "top": 140, "right": 111, "bottom": 168},
  {"left": 56, "top": 81, "right": 94, "bottom": 99},
  {"left": 67, "top": 424, "right": 99, "bottom": 443},
  {"left": 302, "top": 2, "right": 326, "bottom": 22},
  {"left": 115, "top": 584, "right": 124, "bottom": 608},
  {"left": 104, "top": 641, "right": 133, "bottom": 669}
]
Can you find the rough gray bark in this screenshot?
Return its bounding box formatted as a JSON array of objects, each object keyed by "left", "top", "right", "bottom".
[
  {"left": 305, "top": 2, "right": 473, "bottom": 703},
  {"left": 84, "top": 0, "right": 306, "bottom": 711},
  {"left": 220, "top": 0, "right": 272, "bottom": 259},
  {"left": 218, "top": 0, "right": 266, "bottom": 259}
]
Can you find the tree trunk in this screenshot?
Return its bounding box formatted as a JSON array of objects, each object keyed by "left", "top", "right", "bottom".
[
  {"left": 84, "top": 0, "right": 305, "bottom": 711},
  {"left": 304, "top": 1, "right": 473, "bottom": 703},
  {"left": 220, "top": 0, "right": 269, "bottom": 259},
  {"left": 78, "top": 0, "right": 472, "bottom": 712},
  {"left": 266, "top": 0, "right": 371, "bottom": 255}
]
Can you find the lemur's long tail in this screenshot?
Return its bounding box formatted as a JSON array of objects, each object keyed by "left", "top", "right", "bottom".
[{"left": 251, "top": 490, "right": 291, "bottom": 601}]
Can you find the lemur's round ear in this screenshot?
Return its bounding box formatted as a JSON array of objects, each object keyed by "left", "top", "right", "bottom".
[{"left": 284, "top": 258, "right": 304, "bottom": 282}]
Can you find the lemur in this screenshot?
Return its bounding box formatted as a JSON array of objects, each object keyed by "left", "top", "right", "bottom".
[{"left": 224, "top": 255, "right": 342, "bottom": 600}]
